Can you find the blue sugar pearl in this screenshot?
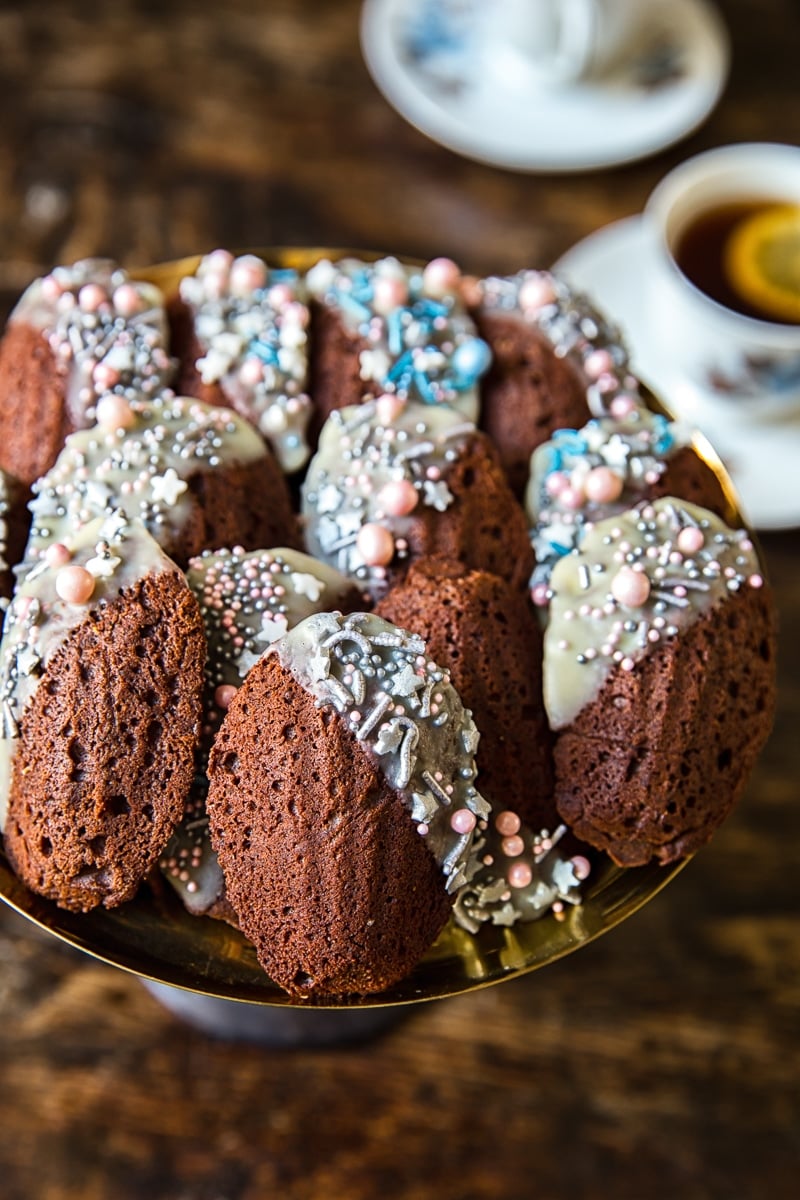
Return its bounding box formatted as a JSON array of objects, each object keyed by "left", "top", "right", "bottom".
[{"left": 451, "top": 336, "right": 491, "bottom": 382}]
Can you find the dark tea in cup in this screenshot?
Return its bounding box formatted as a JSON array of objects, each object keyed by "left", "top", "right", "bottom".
[{"left": 674, "top": 200, "right": 800, "bottom": 325}]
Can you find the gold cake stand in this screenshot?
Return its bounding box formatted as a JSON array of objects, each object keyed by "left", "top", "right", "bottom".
[{"left": 0, "top": 249, "right": 743, "bottom": 1011}]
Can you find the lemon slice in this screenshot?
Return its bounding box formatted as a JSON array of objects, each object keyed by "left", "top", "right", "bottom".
[{"left": 724, "top": 204, "right": 800, "bottom": 323}]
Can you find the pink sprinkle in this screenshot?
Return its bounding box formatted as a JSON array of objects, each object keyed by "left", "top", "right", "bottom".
[
  {"left": 502, "top": 835, "right": 525, "bottom": 858},
  {"left": 559, "top": 485, "right": 584, "bottom": 511},
  {"left": 609, "top": 393, "right": 638, "bottom": 419},
  {"left": 356, "top": 522, "right": 395, "bottom": 567},
  {"left": 377, "top": 478, "right": 418, "bottom": 517},
  {"left": 545, "top": 470, "right": 569, "bottom": 497},
  {"left": 748, "top": 573, "right": 764, "bottom": 588},
  {"left": 374, "top": 392, "right": 404, "bottom": 425},
  {"left": 450, "top": 808, "right": 477, "bottom": 834},
  {"left": 78, "top": 283, "right": 108, "bottom": 312},
  {"left": 268, "top": 283, "right": 294, "bottom": 308},
  {"left": 677, "top": 526, "right": 705, "bottom": 555},
  {"left": 215, "top": 684, "right": 238, "bottom": 710},
  {"left": 229, "top": 255, "right": 268, "bottom": 296},
  {"left": 531, "top": 582, "right": 550, "bottom": 607},
  {"left": 508, "top": 862, "right": 533, "bottom": 889},
  {"left": 373, "top": 274, "right": 409, "bottom": 314},
  {"left": 55, "top": 565, "right": 95, "bottom": 605},
  {"left": 417, "top": 823, "right": 429, "bottom": 836},
  {"left": 583, "top": 348, "right": 614, "bottom": 380},
  {"left": 571, "top": 855, "right": 592, "bottom": 881},
  {"left": 518, "top": 273, "right": 556, "bottom": 313},
  {"left": 93, "top": 362, "right": 122, "bottom": 391},
  {"left": 239, "top": 357, "right": 264, "bottom": 387},
  {"left": 495, "top": 810, "right": 521, "bottom": 837},
  {"left": 584, "top": 466, "right": 623, "bottom": 504},
  {"left": 96, "top": 394, "right": 136, "bottom": 430},
  {"left": 611, "top": 565, "right": 651, "bottom": 608},
  {"left": 39, "top": 275, "right": 63, "bottom": 303},
  {"left": 112, "top": 283, "right": 143, "bottom": 317},
  {"left": 422, "top": 257, "right": 461, "bottom": 299},
  {"left": 45, "top": 543, "right": 71, "bottom": 567}
]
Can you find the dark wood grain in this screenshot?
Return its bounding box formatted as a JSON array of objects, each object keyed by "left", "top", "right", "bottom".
[{"left": 0, "top": 2, "right": 798, "bottom": 1198}]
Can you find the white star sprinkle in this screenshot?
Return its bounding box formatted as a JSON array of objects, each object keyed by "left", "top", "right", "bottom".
[
  {"left": 85, "top": 552, "right": 121, "bottom": 579},
  {"left": 290, "top": 572, "right": 325, "bottom": 602},
  {"left": 255, "top": 612, "right": 289, "bottom": 644},
  {"left": 150, "top": 468, "right": 188, "bottom": 506}
]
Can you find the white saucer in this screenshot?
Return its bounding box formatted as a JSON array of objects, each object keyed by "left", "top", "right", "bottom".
[
  {"left": 555, "top": 215, "right": 800, "bottom": 530},
  {"left": 360, "top": 0, "right": 729, "bottom": 172}
]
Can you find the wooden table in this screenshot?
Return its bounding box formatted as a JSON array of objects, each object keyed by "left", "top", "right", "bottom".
[{"left": 0, "top": 3, "right": 797, "bottom": 1197}]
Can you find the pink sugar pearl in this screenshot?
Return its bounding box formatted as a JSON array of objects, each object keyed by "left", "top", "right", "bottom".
[
  {"left": 495, "top": 810, "right": 521, "bottom": 837},
  {"left": 609, "top": 393, "right": 639, "bottom": 419},
  {"left": 96, "top": 394, "right": 136, "bottom": 430},
  {"left": 375, "top": 392, "right": 406, "bottom": 425},
  {"left": 268, "top": 283, "right": 294, "bottom": 309},
  {"left": 230, "top": 255, "right": 268, "bottom": 296},
  {"left": 508, "top": 862, "right": 533, "bottom": 889},
  {"left": 56, "top": 565, "right": 95, "bottom": 605},
  {"left": 545, "top": 471, "right": 569, "bottom": 497},
  {"left": 677, "top": 526, "right": 705, "bottom": 555},
  {"left": 40, "top": 275, "right": 63, "bottom": 303},
  {"left": 584, "top": 348, "right": 615, "bottom": 380},
  {"left": 45, "top": 542, "right": 72, "bottom": 567},
  {"left": 356, "top": 522, "right": 395, "bottom": 566},
  {"left": 238, "top": 357, "right": 264, "bottom": 386},
  {"left": 501, "top": 835, "right": 525, "bottom": 858},
  {"left": 450, "top": 808, "right": 477, "bottom": 835},
  {"left": 584, "top": 466, "right": 624, "bottom": 504},
  {"left": 559, "top": 485, "right": 584, "bottom": 510},
  {"left": 422, "top": 257, "right": 461, "bottom": 299},
  {"left": 206, "top": 248, "right": 234, "bottom": 272},
  {"left": 93, "top": 362, "right": 122, "bottom": 390},
  {"left": 373, "top": 275, "right": 409, "bottom": 315},
  {"left": 531, "top": 582, "right": 550, "bottom": 607},
  {"left": 214, "top": 684, "right": 238, "bottom": 710},
  {"left": 518, "top": 274, "right": 556, "bottom": 313},
  {"left": 78, "top": 283, "right": 108, "bottom": 312},
  {"left": 570, "top": 855, "right": 592, "bottom": 881},
  {"left": 112, "top": 283, "right": 143, "bottom": 317},
  {"left": 611, "top": 565, "right": 651, "bottom": 608},
  {"left": 378, "top": 479, "right": 418, "bottom": 516}
]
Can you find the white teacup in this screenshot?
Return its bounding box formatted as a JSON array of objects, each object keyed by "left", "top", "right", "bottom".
[
  {"left": 485, "top": 0, "right": 646, "bottom": 87},
  {"left": 644, "top": 143, "right": 800, "bottom": 426}
]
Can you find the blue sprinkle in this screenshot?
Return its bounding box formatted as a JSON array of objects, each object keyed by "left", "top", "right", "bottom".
[
  {"left": 552, "top": 429, "right": 587, "bottom": 455},
  {"left": 387, "top": 308, "right": 406, "bottom": 357},
  {"left": 387, "top": 349, "right": 415, "bottom": 383},
  {"left": 412, "top": 369, "right": 437, "bottom": 404},
  {"left": 268, "top": 268, "right": 297, "bottom": 284},
  {"left": 250, "top": 339, "right": 279, "bottom": 364},
  {"left": 451, "top": 337, "right": 491, "bottom": 382},
  {"left": 337, "top": 292, "right": 372, "bottom": 323}
]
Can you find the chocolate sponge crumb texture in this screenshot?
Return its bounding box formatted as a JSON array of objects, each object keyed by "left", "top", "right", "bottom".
[
  {"left": 0, "top": 514, "right": 205, "bottom": 912},
  {"left": 160, "top": 546, "right": 360, "bottom": 918}
]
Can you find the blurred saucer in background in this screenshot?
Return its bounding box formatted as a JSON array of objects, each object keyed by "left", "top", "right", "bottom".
[{"left": 360, "top": 0, "right": 729, "bottom": 172}]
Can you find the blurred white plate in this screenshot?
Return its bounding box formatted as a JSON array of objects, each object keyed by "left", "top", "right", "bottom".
[
  {"left": 360, "top": 0, "right": 729, "bottom": 171},
  {"left": 555, "top": 215, "right": 800, "bottom": 530}
]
